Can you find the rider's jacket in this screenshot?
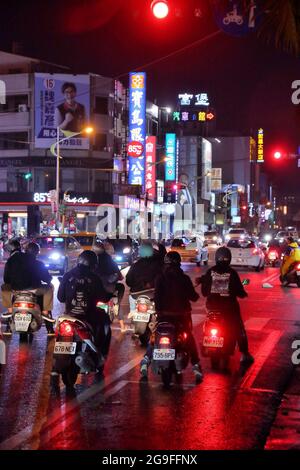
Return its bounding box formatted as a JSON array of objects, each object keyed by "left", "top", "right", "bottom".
[{"left": 281, "top": 242, "right": 300, "bottom": 277}]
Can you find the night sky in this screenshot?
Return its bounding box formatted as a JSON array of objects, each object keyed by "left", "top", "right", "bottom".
[{"left": 1, "top": 0, "right": 300, "bottom": 196}]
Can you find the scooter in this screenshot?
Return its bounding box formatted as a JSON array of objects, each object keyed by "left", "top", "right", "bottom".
[
  {"left": 201, "top": 279, "right": 250, "bottom": 369},
  {"left": 51, "top": 301, "right": 110, "bottom": 390},
  {"left": 129, "top": 289, "right": 156, "bottom": 346},
  {"left": 280, "top": 262, "right": 300, "bottom": 287},
  {"left": 151, "top": 320, "right": 190, "bottom": 387},
  {"left": 266, "top": 249, "right": 280, "bottom": 267},
  {"left": 2, "top": 289, "right": 55, "bottom": 341}
]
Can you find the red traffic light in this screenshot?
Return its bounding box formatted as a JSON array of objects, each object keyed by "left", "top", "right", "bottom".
[
  {"left": 274, "top": 151, "right": 282, "bottom": 160},
  {"left": 172, "top": 184, "right": 178, "bottom": 191},
  {"left": 151, "top": 0, "right": 169, "bottom": 19}
]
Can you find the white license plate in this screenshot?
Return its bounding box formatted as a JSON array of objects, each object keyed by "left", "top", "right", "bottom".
[
  {"left": 54, "top": 342, "right": 77, "bottom": 355},
  {"left": 296, "top": 271, "right": 300, "bottom": 276},
  {"left": 14, "top": 313, "right": 32, "bottom": 332},
  {"left": 153, "top": 349, "right": 176, "bottom": 360},
  {"left": 132, "top": 313, "right": 150, "bottom": 322},
  {"left": 203, "top": 336, "right": 224, "bottom": 348}
]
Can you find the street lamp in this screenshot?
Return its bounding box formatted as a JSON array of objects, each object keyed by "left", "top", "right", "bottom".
[{"left": 50, "top": 126, "right": 94, "bottom": 230}]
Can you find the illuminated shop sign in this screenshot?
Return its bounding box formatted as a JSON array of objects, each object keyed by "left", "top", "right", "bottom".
[
  {"left": 178, "top": 93, "right": 210, "bottom": 106},
  {"left": 172, "top": 111, "right": 215, "bottom": 122},
  {"left": 128, "top": 72, "right": 146, "bottom": 187},
  {"left": 165, "top": 133, "right": 176, "bottom": 181},
  {"left": 145, "top": 136, "right": 156, "bottom": 200},
  {"left": 257, "top": 128, "right": 264, "bottom": 163}
]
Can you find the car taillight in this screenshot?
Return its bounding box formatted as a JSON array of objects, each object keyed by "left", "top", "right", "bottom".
[
  {"left": 268, "top": 251, "right": 277, "bottom": 259},
  {"left": 210, "top": 328, "right": 218, "bottom": 337},
  {"left": 252, "top": 249, "right": 259, "bottom": 255},
  {"left": 297, "top": 264, "right": 300, "bottom": 270},
  {"left": 59, "top": 321, "right": 74, "bottom": 337},
  {"left": 14, "top": 302, "right": 35, "bottom": 309},
  {"left": 159, "top": 337, "right": 170, "bottom": 345}
]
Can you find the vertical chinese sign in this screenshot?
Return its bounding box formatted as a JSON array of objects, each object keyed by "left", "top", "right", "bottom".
[
  {"left": 128, "top": 72, "right": 146, "bottom": 188},
  {"left": 165, "top": 133, "right": 176, "bottom": 181},
  {"left": 145, "top": 136, "right": 156, "bottom": 200},
  {"left": 257, "top": 128, "right": 264, "bottom": 163}
]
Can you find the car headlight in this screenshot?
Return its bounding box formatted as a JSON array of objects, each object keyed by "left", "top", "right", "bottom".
[
  {"left": 213, "top": 236, "right": 217, "bottom": 241},
  {"left": 49, "top": 252, "right": 62, "bottom": 261},
  {"left": 116, "top": 255, "right": 123, "bottom": 261},
  {"left": 264, "top": 235, "right": 272, "bottom": 242},
  {"left": 225, "top": 235, "right": 230, "bottom": 241},
  {"left": 123, "top": 247, "right": 130, "bottom": 254}
]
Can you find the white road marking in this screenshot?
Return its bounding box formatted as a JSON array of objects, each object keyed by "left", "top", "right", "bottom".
[{"left": 240, "top": 330, "right": 283, "bottom": 390}]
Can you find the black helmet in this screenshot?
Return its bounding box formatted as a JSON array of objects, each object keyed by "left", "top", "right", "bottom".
[
  {"left": 7, "top": 239, "right": 21, "bottom": 253},
  {"left": 164, "top": 251, "right": 181, "bottom": 266},
  {"left": 287, "top": 236, "right": 294, "bottom": 244},
  {"left": 215, "top": 246, "right": 232, "bottom": 266},
  {"left": 77, "top": 250, "right": 97, "bottom": 269},
  {"left": 26, "top": 242, "right": 40, "bottom": 257}
]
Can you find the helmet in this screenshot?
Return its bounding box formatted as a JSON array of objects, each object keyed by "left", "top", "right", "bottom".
[
  {"left": 139, "top": 242, "right": 154, "bottom": 258},
  {"left": 92, "top": 239, "right": 105, "bottom": 255},
  {"left": 287, "top": 236, "right": 294, "bottom": 244},
  {"left": 26, "top": 242, "right": 40, "bottom": 257},
  {"left": 215, "top": 247, "right": 232, "bottom": 266},
  {"left": 77, "top": 250, "right": 97, "bottom": 269},
  {"left": 164, "top": 251, "right": 181, "bottom": 266},
  {"left": 7, "top": 239, "right": 21, "bottom": 253}
]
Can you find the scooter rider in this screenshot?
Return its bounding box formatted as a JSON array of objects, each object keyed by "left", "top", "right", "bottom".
[
  {"left": 196, "top": 246, "right": 254, "bottom": 365},
  {"left": 280, "top": 237, "right": 300, "bottom": 281},
  {"left": 92, "top": 239, "right": 126, "bottom": 332},
  {"left": 126, "top": 241, "right": 162, "bottom": 315},
  {"left": 57, "top": 250, "right": 112, "bottom": 367},
  {"left": 140, "top": 251, "right": 203, "bottom": 383}
]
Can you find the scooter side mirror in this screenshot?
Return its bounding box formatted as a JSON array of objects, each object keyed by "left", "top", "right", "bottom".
[{"left": 242, "top": 279, "right": 250, "bottom": 286}]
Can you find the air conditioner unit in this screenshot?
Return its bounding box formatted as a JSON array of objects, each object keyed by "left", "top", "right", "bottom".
[{"left": 18, "top": 104, "right": 28, "bottom": 112}]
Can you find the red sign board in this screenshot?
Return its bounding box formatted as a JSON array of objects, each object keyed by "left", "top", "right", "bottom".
[
  {"left": 127, "top": 141, "right": 144, "bottom": 158},
  {"left": 145, "top": 136, "right": 157, "bottom": 201}
]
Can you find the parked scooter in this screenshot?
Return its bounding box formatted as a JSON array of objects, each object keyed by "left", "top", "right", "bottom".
[
  {"left": 151, "top": 320, "right": 190, "bottom": 387},
  {"left": 201, "top": 279, "right": 250, "bottom": 370},
  {"left": 129, "top": 289, "right": 156, "bottom": 346},
  {"left": 1, "top": 289, "right": 54, "bottom": 341},
  {"left": 51, "top": 301, "right": 110, "bottom": 390}
]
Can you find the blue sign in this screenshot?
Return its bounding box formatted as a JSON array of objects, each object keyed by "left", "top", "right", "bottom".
[
  {"left": 212, "top": 1, "right": 262, "bottom": 37},
  {"left": 128, "top": 72, "right": 146, "bottom": 187},
  {"left": 165, "top": 133, "right": 176, "bottom": 181}
]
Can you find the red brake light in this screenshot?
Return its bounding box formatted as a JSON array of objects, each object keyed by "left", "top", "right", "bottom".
[
  {"left": 59, "top": 321, "right": 74, "bottom": 337},
  {"left": 252, "top": 249, "right": 259, "bottom": 255},
  {"left": 210, "top": 328, "right": 218, "bottom": 337},
  {"left": 14, "top": 302, "right": 35, "bottom": 309},
  {"left": 137, "top": 303, "right": 148, "bottom": 313},
  {"left": 297, "top": 264, "right": 300, "bottom": 270},
  {"left": 159, "top": 337, "right": 170, "bottom": 345}
]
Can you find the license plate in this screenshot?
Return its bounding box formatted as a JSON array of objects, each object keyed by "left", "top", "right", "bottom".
[
  {"left": 203, "top": 336, "right": 224, "bottom": 348},
  {"left": 132, "top": 313, "right": 150, "bottom": 322},
  {"left": 54, "top": 342, "right": 77, "bottom": 355},
  {"left": 14, "top": 313, "right": 32, "bottom": 332},
  {"left": 153, "top": 349, "right": 176, "bottom": 360}
]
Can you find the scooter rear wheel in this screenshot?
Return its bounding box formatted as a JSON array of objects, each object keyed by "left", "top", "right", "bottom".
[
  {"left": 61, "top": 363, "right": 79, "bottom": 389},
  {"left": 211, "top": 356, "right": 221, "bottom": 370},
  {"left": 161, "top": 368, "right": 172, "bottom": 388}
]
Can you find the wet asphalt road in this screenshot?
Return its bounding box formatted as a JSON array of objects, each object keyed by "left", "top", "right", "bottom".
[{"left": 0, "top": 260, "right": 299, "bottom": 450}]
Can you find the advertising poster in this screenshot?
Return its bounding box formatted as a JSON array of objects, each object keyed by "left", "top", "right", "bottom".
[{"left": 35, "top": 73, "right": 90, "bottom": 149}]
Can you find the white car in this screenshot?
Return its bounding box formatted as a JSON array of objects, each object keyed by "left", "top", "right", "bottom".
[
  {"left": 225, "top": 228, "right": 249, "bottom": 242},
  {"left": 227, "top": 239, "right": 265, "bottom": 271}
]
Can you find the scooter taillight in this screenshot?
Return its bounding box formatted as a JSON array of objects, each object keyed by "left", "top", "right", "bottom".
[
  {"left": 76, "top": 327, "right": 90, "bottom": 341},
  {"left": 159, "top": 336, "right": 170, "bottom": 345},
  {"left": 59, "top": 321, "right": 74, "bottom": 337},
  {"left": 177, "top": 331, "right": 188, "bottom": 342},
  {"left": 210, "top": 328, "right": 219, "bottom": 337},
  {"left": 14, "top": 302, "right": 35, "bottom": 309},
  {"left": 296, "top": 264, "right": 300, "bottom": 270},
  {"left": 137, "top": 303, "right": 148, "bottom": 313},
  {"left": 268, "top": 251, "right": 277, "bottom": 260}
]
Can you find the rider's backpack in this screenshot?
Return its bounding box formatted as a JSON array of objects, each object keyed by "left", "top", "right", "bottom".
[{"left": 69, "top": 275, "right": 93, "bottom": 316}]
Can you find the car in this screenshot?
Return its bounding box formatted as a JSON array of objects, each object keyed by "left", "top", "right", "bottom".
[
  {"left": 227, "top": 238, "right": 265, "bottom": 271},
  {"left": 167, "top": 238, "right": 198, "bottom": 263},
  {"left": 225, "top": 228, "right": 249, "bottom": 242},
  {"left": 103, "top": 237, "right": 139, "bottom": 268},
  {"left": 274, "top": 230, "right": 298, "bottom": 244},
  {"left": 33, "top": 235, "right": 82, "bottom": 274},
  {"left": 72, "top": 232, "right": 96, "bottom": 250},
  {"left": 204, "top": 230, "right": 222, "bottom": 246}
]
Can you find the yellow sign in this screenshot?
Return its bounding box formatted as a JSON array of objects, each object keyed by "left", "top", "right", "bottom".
[{"left": 257, "top": 128, "right": 264, "bottom": 163}]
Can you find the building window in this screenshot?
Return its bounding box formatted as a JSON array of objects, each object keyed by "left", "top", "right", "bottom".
[
  {"left": 0, "top": 95, "right": 28, "bottom": 113},
  {"left": 95, "top": 96, "right": 108, "bottom": 114},
  {"left": 0, "top": 132, "right": 28, "bottom": 150},
  {"left": 94, "top": 133, "right": 107, "bottom": 151}
]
